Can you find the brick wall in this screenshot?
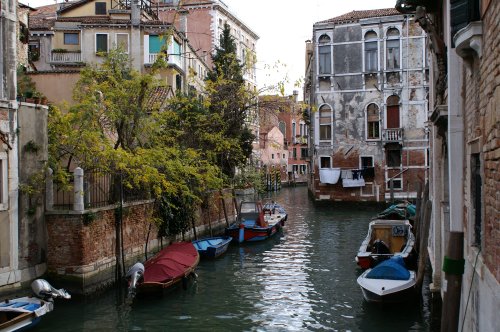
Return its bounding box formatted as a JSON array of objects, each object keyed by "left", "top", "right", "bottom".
[{"left": 478, "top": 0, "right": 499, "bottom": 281}]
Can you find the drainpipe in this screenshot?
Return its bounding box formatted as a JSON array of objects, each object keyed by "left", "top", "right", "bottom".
[
  {"left": 178, "top": 8, "right": 189, "bottom": 94},
  {"left": 131, "top": 0, "right": 141, "bottom": 70},
  {"left": 441, "top": 1, "right": 465, "bottom": 329}
]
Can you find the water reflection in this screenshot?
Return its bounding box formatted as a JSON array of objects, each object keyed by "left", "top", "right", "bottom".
[{"left": 37, "top": 186, "right": 428, "bottom": 331}]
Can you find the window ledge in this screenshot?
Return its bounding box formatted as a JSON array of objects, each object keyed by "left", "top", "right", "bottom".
[{"left": 454, "top": 21, "right": 483, "bottom": 58}]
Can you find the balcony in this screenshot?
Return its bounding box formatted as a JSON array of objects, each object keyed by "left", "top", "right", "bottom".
[
  {"left": 382, "top": 128, "right": 403, "bottom": 144},
  {"left": 50, "top": 51, "right": 82, "bottom": 64},
  {"left": 146, "top": 53, "right": 182, "bottom": 69}
]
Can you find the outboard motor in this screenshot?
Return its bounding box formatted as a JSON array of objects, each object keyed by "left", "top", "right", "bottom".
[
  {"left": 31, "top": 279, "right": 71, "bottom": 301},
  {"left": 125, "top": 262, "right": 145, "bottom": 298}
]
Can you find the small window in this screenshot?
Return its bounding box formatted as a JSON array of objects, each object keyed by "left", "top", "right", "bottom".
[
  {"left": 283, "top": 154, "right": 286, "bottom": 159},
  {"left": 293, "top": 148, "right": 297, "bottom": 159},
  {"left": 176, "top": 74, "right": 182, "bottom": 91},
  {"left": 318, "top": 34, "right": 331, "bottom": 75},
  {"left": 64, "top": 33, "right": 79, "bottom": 45},
  {"left": 115, "top": 33, "right": 129, "bottom": 53},
  {"left": 366, "top": 103, "right": 380, "bottom": 139},
  {"left": 272, "top": 154, "right": 275, "bottom": 159},
  {"left": 96, "top": 34, "right": 108, "bottom": 53},
  {"left": 386, "top": 28, "right": 400, "bottom": 70},
  {"left": 471, "top": 153, "right": 482, "bottom": 248},
  {"left": 0, "top": 153, "right": 8, "bottom": 210},
  {"left": 364, "top": 31, "right": 378, "bottom": 72},
  {"left": 320, "top": 156, "right": 331, "bottom": 169},
  {"left": 278, "top": 121, "right": 286, "bottom": 135},
  {"left": 386, "top": 148, "right": 401, "bottom": 167},
  {"left": 319, "top": 105, "right": 332, "bottom": 140},
  {"left": 95, "top": 2, "right": 107, "bottom": 15},
  {"left": 301, "top": 148, "right": 308, "bottom": 159}
]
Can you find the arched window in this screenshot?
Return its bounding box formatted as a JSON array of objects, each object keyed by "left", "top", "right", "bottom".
[
  {"left": 364, "top": 31, "right": 378, "bottom": 72},
  {"left": 278, "top": 121, "right": 286, "bottom": 136},
  {"left": 386, "top": 95, "right": 400, "bottom": 128},
  {"left": 386, "top": 28, "right": 400, "bottom": 69},
  {"left": 319, "top": 105, "right": 332, "bottom": 140},
  {"left": 366, "top": 103, "right": 380, "bottom": 139},
  {"left": 318, "top": 34, "right": 331, "bottom": 75}
]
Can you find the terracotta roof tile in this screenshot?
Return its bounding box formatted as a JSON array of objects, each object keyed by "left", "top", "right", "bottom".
[
  {"left": 316, "top": 8, "right": 401, "bottom": 25},
  {"left": 29, "top": 4, "right": 58, "bottom": 30}
]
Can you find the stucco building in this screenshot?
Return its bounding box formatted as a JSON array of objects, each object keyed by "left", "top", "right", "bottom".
[
  {"left": 305, "top": 8, "right": 429, "bottom": 202},
  {"left": 27, "top": 0, "right": 209, "bottom": 105},
  {"left": 395, "top": 0, "right": 499, "bottom": 330},
  {"left": 156, "top": 0, "right": 261, "bottom": 161}
]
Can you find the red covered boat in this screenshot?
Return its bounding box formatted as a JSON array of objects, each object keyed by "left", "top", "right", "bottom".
[{"left": 126, "top": 242, "right": 199, "bottom": 297}]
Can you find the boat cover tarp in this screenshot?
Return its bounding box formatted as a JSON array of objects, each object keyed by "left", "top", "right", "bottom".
[
  {"left": 366, "top": 256, "right": 410, "bottom": 280},
  {"left": 143, "top": 242, "right": 198, "bottom": 283},
  {"left": 377, "top": 202, "right": 416, "bottom": 220}
]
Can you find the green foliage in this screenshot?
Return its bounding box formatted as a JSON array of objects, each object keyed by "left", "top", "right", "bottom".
[
  {"left": 48, "top": 47, "right": 224, "bottom": 237},
  {"left": 205, "top": 23, "right": 256, "bottom": 179}
]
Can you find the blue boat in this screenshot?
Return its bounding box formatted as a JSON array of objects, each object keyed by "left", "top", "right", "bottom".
[
  {"left": 357, "top": 256, "right": 416, "bottom": 303},
  {"left": 192, "top": 236, "right": 233, "bottom": 258},
  {"left": 0, "top": 279, "right": 70, "bottom": 331}
]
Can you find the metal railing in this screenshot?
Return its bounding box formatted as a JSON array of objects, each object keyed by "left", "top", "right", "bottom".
[
  {"left": 51, "top": 51, "right": 82, "bottom": 63},
  {"left": 50, "top": 168, "right": 151, "bottom": 211}
]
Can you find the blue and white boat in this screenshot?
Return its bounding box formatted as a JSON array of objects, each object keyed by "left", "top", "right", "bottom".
[
  {"left": 357, "top": 256, "right": 416, "bottom": 303},
  {"left": 192, "top": 236, "right": 233, "bottom": 259},
  {"left": 0, "top": 279, "right": 70, "bottom": 331}
]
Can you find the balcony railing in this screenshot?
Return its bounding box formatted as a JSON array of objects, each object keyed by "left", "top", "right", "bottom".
[
  {"left": 382, "top": 128, "right": 403, "bottom": 143},
  {"left": 147, "top": 53, "right": 182, "bottom": 68},
  {"left": 51, "top": 51, "right": 82, "bottom": 63}
]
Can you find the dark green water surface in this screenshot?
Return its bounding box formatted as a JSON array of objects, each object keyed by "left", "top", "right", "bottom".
[{"left": 37, "top": 186, "right": 429, "bottom": 331}]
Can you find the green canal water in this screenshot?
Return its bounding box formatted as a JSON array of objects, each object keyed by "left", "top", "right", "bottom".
[{"left": 37, "top": 186, "right": 430, "bottom": 331}]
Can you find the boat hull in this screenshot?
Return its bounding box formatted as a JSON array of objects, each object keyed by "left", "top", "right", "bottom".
[
  {"left": 135, "top": 242, "right": 200, "bottom": 296},
  {"left": 356, "top": 219, "right": 416, "bottom": 270},
  {"left": 357, "top": 269, "right": 416, "bottom": 303},
  {"left": 0, "top": 297, "right": 53, "bottom": 332},
  {"left": 226, "top": 222, "right": 281, "bottom": 243},
  {"left": 192, "top": 236, "right": 232, "bottom": 258}
]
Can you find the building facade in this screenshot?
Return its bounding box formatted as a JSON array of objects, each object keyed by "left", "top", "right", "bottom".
[
  {"left": 306, "top": 9, "right": 429, "bottom": 202},
  {"left": 0, "top": 0, "right": 21, "bottom": 292},
  {"left": 27, "top": 0, "right": 209, "bottom": 105},
  {"left": 395, "top": 0, "right": 499, "bottom": 330}
]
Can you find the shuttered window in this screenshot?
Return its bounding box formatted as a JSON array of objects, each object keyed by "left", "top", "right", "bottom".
[{"left": 96, "top": 34, "right": 108, "bottom": 53}]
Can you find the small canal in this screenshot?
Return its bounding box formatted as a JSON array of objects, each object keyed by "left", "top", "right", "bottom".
[{"left": 37, "top": 186, "right": 430, "bottom": 331}]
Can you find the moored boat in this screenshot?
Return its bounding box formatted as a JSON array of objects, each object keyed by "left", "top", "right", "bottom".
[
  {"left": 192, "top": 236, "right": 233, "bottom": 259},
  {"left": 225, "top": 201, "right": 286, "bottom": 243},
  {"left": 126, "top": 242, "right": 199, "bottom": 298},
  {"left": 0, "top": 279, "right": 71, "bottom": 332},
  {"left": 357, "top": 256, "right": 416, "bottom": 303},
  {"left": 355, "top": 219, "right": 416, "bottom": 270}
]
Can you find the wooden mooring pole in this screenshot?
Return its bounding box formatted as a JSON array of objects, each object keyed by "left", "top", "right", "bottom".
[
  {"left": 416, "top": 200, "right": 432, "bottom": 289},
  {"left": 440, "top": 232, "right": 464, "bottom": 332}
]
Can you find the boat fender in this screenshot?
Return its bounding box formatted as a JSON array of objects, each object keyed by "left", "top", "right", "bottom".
[{"left": 239, "top": 223, "right": 245, "bottom": 243}]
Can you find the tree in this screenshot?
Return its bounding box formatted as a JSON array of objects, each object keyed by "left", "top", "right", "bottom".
[
  {"left": 205, "top": 23, "right": 255, "bottom": 180},
  {"left": 48, "top": 48, "right": 222, "bottom": 237}
]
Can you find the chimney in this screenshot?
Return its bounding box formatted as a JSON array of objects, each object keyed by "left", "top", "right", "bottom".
[
  {"left": 178, "top": 8, "right": 189, "bottom": 35},
  {"left": 131, "top": 0, "right": 140, "bottom": 26},
  {"left": 293, "top": 90, "right": 298, "bottom": 103}
]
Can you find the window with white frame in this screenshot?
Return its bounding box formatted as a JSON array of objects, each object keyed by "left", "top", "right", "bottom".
[
  {"left": 319, "top": 105, "right": 332, "bottom": 140},
  {"left": 320, "top": 156, "right": 331, "bottom": 168},
  {"left": 95, "top": 33, "right": 108, "bottom": 53},
  {"left": 364, "top": 31, "right": 378, "bottom": 72},
  {"left": 318, "top": 34, "right": 331, "bottom": 75},
  {"left": 366, "top": 103, "right": 380, "bottom": 139},
  {"left": 115, "top": 33, "right": 129, "bottom": 53},
  {"left": 386, "top": 28, "right": 400, "bottom": 70},
  {"left": 0, "top": 152, "right": 8, "bottom": 210}
]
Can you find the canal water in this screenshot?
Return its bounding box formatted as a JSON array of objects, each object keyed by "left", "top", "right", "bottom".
[{"left": 37, "top": 186, "right": 430, "bottom": 331}]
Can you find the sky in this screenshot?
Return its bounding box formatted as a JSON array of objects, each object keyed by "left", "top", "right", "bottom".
[{"left": 24, "top": 0, "right": 398, "bottom": 97}]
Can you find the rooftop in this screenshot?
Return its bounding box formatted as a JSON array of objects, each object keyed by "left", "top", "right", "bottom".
[{"left": 316, "top": 8, "right": 401, "bottom": 25}]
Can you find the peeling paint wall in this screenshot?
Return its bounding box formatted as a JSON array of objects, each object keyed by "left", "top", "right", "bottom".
[{"left": 309, "top": 14, "right": 428, "bottom": 202}]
